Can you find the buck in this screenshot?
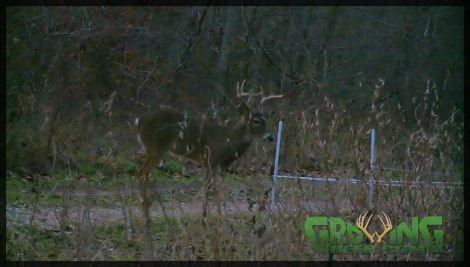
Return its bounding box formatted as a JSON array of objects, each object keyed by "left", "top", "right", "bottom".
[{"left": 134, "top": 80, "right": 282, "bottom": 224}]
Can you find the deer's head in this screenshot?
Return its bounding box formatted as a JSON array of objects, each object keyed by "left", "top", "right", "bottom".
[{"left": 236, "top": 80, "right": 282, "bottom": 142}]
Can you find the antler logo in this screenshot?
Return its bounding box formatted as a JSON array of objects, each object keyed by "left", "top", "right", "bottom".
[{"left": 356, "top": 211, "right": 393, "bottom": 243}]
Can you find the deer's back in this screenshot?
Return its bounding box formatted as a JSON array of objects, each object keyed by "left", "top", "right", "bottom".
[
  {"left": 136, "top": 107, "right": 253, "bottom": 168},
  {"left": 136, "top": 108, "right": 185, "bottom": 154}
]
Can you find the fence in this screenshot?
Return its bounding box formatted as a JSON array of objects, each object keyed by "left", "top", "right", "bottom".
[{"left": 270, "top": 120, "right": 463, "bottom": 208}]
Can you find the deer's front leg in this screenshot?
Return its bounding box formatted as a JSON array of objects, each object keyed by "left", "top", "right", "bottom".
[
  {"left": 202, "top": 168, "right": 214, "bottom": 219},
  {"left": 139, "top": 174, "right": 153, "bottom": 226},
  {"left": 213, "top": 167, "right": 223, "bottom": 216}
]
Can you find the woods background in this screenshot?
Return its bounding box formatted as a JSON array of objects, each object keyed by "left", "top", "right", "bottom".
[{"left": 6, "top": 6, "right": 463, "bottom": 178}]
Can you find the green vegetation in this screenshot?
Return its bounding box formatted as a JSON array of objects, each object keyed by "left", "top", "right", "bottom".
[{"left": 6, "top": 168, "right": 464, "bottom": 260}]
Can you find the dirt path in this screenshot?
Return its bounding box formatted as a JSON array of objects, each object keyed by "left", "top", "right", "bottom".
[
  {"left": 6, "top": 184, "right": 262, "bottom": 229},
  {"left": 7, "top": 179, "right": 340, "bottom": 231}
]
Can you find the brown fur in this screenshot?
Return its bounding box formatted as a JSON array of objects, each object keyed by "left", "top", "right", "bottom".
[{"left": 135, "top": 104, "right": 273, "bottom": 222}]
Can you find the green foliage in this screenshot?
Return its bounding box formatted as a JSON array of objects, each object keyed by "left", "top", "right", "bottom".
[
  {"left": 159, "top": 159, "right": 186, "bottom": 176},
  {"left": 116, "top": 157, "right": 138, "bottom": 175},
  {"left": 7, "top": 224, "right": 65, "bottom": 260},
  {"left": 6, "top": 175, "right": 34, "bottom": 204}
]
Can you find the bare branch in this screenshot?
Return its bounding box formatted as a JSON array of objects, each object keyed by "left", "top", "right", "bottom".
[{"left": 345, "top": 8, "right": 407, "bottom": 34}]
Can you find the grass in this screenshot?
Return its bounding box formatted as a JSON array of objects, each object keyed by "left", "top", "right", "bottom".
[{"left": 6, "top": 165, "right": 463, "bottom": 260}]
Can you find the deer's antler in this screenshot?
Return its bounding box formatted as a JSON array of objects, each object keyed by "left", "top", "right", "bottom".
[
  {"left": 375, "top": 212, "right": 393, "bottom": 243},
  {"left": 259, "top": 85, "right": 283, "bottom": 104},
  {"left": 236, "top": 81, "right": 283, "bottom": 105},
  {"left": 236, "top": 80, "right": 263, "bottom": 104},
  {"left": 356, "top": 211, "right": 376, "bottom": 243}
]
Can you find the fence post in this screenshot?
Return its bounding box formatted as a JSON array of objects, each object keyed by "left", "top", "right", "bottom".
[
  {"left": 369, "top": 128, "right": 376, "bottom": 208},
  {"left": 272, "top": 120, "right": 283, "bottom": 208}
]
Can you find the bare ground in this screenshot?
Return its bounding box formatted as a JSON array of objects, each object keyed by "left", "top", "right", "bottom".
[{"left": 7, "top": 180, "right": 337, "bottom": 230}]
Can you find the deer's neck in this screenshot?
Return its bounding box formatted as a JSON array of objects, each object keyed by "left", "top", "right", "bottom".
[
  {"left": 231, "top": 118, "right": 253, "bottom": 144},
  {"left": 217, "top": 120, "right": 253, "bottom": 168}
]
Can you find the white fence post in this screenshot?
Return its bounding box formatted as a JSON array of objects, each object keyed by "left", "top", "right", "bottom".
[
  {"left": 369, "top": 128, "right": 376, "bottom": 208},
  {"left": 272, "top": 120, "right": 283, "bottom": 208}
]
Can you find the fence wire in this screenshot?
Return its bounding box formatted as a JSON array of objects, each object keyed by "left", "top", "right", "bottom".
[{"left": 271, "top": 121, "right": 463, "bottom": 207}]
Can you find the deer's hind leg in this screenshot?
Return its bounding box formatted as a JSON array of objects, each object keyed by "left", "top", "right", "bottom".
[
  {"left": 136, "top": 153, "right": 164, "bottom": 225},
  {"left": 136, "top": 153, "right": 162, "bottom": 260}
]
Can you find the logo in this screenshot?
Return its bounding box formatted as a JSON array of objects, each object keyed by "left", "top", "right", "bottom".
[
  {"left": 356, "top": 211, "right": 392, "bottom": 244},
  {"left": 304, "top": 211, "right": 444, "bottom": 254}
]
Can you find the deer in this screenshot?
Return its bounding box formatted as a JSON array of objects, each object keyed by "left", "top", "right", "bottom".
[{"left": 134, "top": 80, "right": 283, "bottom": 225}]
